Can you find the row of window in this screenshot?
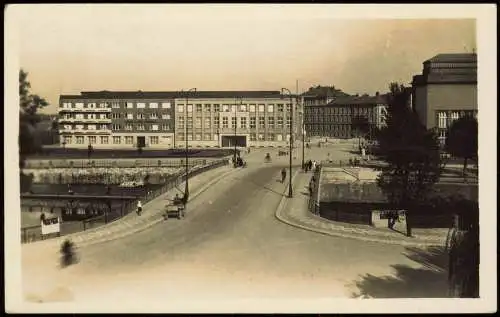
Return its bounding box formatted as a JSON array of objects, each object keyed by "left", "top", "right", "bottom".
[
  {"left": 113, "top": 113, "right": 172, "bottom": 120},
  {"left": 436, "top": 110, "right": 477, "bottom": 130},
  {"left": 305, "top": 115, "right": 373, "bottom": 124},
  {"left": 61, "top": 102, "right": 172, "bottom": 109},
  {"left": 62, "top": 124, "right": 109, "bottom": 130},
  {"left": 61, "top": 113, "right": 110, "bottom": 120},
  {"left": 306, "top": 107, "right": 374, "bottom": 115},
  {"left": 63, "top": 135, "right": 161, "bottom": 145},
  {"left": 176, "top": 117, "right": 292, "bottom": 129},
  {"left": 306, "top": 124, "right": 359, "bottom": 132},
  {"left": 175, "top": 133, "right": 290, "bottom": 142},
  {"left": 177, "top": 103, "right": 292, "bottom": 113},
  {"left": 62, "top": 123, "right": 172, "bottom": 131}
]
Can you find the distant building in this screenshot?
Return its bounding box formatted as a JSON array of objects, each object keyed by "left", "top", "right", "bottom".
[
  {"left": 304, "top": 93, "right": 388, "bottom": 139},
  {"left": 411, "top": 53, "right": 478, "bottom": 144},
  {"left": 58, "top": 90, "right": 299, "bottom": 149}
]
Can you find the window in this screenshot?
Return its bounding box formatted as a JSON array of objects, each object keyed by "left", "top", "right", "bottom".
[
  {"left": 277, "top": 117, "right": 283, "bottom": 128},
  {"left": 127, "top": 102, "right": 134, "bottom": 108},
  {"left": 213, "top": 104, "right": 220, "bottom": 112},
  {"left": 187, "top": 104, "right": 193, "bottom": 112},
  {"left": 75, "top": 113, "right": 84, "bottom": 120},
  {"left": 258, "top": 134, "right": 264, "bottom": 141},
  {"left": 240, "top": 117, "right": 247, "bottom": 129},
  {"left": 88, "top": 103, "right": 96, "bottom": 108},
  {"left": 250, "top": 133, "right": 257, "bottom": 141},
  {"left": 222, "top": 104, "right": 230, "bottom": 112},
  {"left": 99, "top": 103, "right": 107, "bottom": 108},
  {"left": 161, "top": 114, "right": 171, "bottom": 120},
  {"left": 137, "top": 124, "right": 145, "bottom": 131},
  {"left": 113, "top": 136, "right": 121, "bottom": 144},
  {"left": 126, "top": 113, "right": 134, "bottom": 119},
  {"left": 268, "top": 117, "right": 275, "bottom": 128},
  {"left": 137, "top": 113, "right": 145, "bottom": 119},
  {"left": 437, "top": 112, "right": 447, "bottom": 129},
  {"left": 258, "top": 104, "right": 265, "bottom": 112},
  {"left": 76, "top": 124, "right": 84, "bottom": 130},
  {"left": 149, "top": 102, "right": 158, "bottom": 108},
  {"left": 88, "top": 136, "right": 97, "bottom": 144},
  {"left": 249, "top": 104, "right": 256, "bottom": 112},
  {"left": 178, "top": 117, "right": 184, "bottom": 129},
  {"left": 259, "top": 116, "right": 265, "bottom": 128},
  {"left": 222, "top": 117, "right": 229, "bottom": 128},
  {"left": 204, "top": 104, "right": 211, "bottom": 112},
  {"left": 450, "top": 111, "right": 460, "bottom": 123},
  {"left": 195, "top": 117, "right": 202, "bottom": 128},
  {"left": 100, "top": 124, "right": 108, "bottom": 130},
  {"left": 187, "top": 134, "right": 193, "bottom": 141},
  {"left": 162, "top": 102, "right": 171, "bottom": 109},
  {"left": 231, "top": 117, "right": 237, "bottom": 128},
  {"left": 87, "top": 113, "right": 96, "bottom": 119},
  {"left": 62, "top": 102, "right": 72, "bottom": 109},
  {"left": 162, "top": 124, "right": 170, "bottom": 130},
  {"left": 177, "top": 105, "right": 184, "bottom": 112},
  {"left": 75, "top": 102, "right": 84, "bottom": 108},
  {"left": 177, "top": 134, "right": 184, "bottom": 141},
  {"left": 87, "top": 125, "right": 97, "bottom": 130},
  {"left": 214, "top": 117, "right": 220, "bottom": 128},
  {"left": 204, "top": 134, "right": 211, "bottom": 141},
  {"left": 267, "top": 104, "right": 274, "bottom": 113},
  {"left": 195, "top": 134, "right": 202, "bottom": 141},
  {"left": 151, "top": 124, "right": 159, "bottom": 131},
  {"left": 250, "top": 117, "right": 256, "bottom": 128},
  {"left": 267, "top": 133, "right": 274, "bottom": 141},
  {"left": 125, "top": 136, "right": 133, "bottom": 144},
  {"left": 240, "top": 104, "right": 247, "bottom": 112},
  {"left": 99, "top": 113, "right": 107, "bottom": 119},
  {"left": 231, "top": 105, "right": 237, "bottom": 113},
  {"left": 125, "top": 124, "right": 133, "bottom": 131},
  {"left": 100, "top": 136, "right": 109, "bottom": 144},
  {"left": 196, "top": 104, "right": 202, "bottom": 112},
  {"left": 150, "top": 136, "right": 159, "bottom": 144},
  {"left": 76, "top": 136, "right": 84, "bottom": 144},
  {"left": 112, "top": 113, "right": 121, "bottom": 119},
  {"left": 112, "top": 102, "right": 120, "bottom": 109},
  {"left": 150, "top": 113, "right": 158, "bottom": 119},
  {"left": 277, "top": 134, "right": 283, "bottom": 141},
  {"left": 187, "top": 117, "right": 193, "bottom": 128},
  {"left": 286, "top": 104, "right": 292, "bottom": 112},
  {"left": 63, "top": 136, "right": 72, "bottom": 144},
  {"left": 204, "top": 118, "right": 211, "bottom": 128},
  {"left": 286, "top": 117, "right": 291, "bottom": 128},
  {"left": 137, "top": 103, "right": 146, "bottom": 109}
]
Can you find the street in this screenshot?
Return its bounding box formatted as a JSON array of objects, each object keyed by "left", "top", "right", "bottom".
[{"left": 22, "top": 148, "right": 448, "bottom": 305}]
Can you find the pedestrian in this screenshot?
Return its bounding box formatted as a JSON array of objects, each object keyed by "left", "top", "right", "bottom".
[
  {"left": 312, "top": 160, "right": 317, "bottom": 172},
  {"left": 281, "top": 168, "right": 287, "bottom": 183},
  {"left": 136, "top": 200, "right": 142, "bottom": 216},
  {"left": 308, "top": 160, "right": 313, "bottom": 172}
]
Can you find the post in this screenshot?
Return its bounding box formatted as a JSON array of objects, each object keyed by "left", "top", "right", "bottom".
[
  {"left": 184, "top": 88, "right": 197, "bottom": 202},
  {"left": 281, "top": 88, "right": 294, "bottom": 198},
  {"left": 233, "top": 97, "right": 238, "bottom": 165}
]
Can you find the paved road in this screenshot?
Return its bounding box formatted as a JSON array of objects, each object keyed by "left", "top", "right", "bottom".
[{"left": 22, "top": 153, "right": 449, "bottom": 306}]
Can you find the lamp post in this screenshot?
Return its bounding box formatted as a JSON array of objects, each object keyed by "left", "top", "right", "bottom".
[
  {"left": 302, "top": 110, "right": 305, "bottom": 170},
  {"left": 183, "top": 88, "right": 197, "bottom": 203},
  {"left": 281, "top": 88, "right": 293, "bottom": 198},
  {"left": 233, "top": 97, "right": 242, "bottom": 166}
]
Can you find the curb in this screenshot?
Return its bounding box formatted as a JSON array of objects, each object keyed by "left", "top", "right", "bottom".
[
  {"left": 75, "top": 166, "right": 239, "bottom": 247},
  {"left": 274, "top": 172, "right": 445, "bottom": 248}
]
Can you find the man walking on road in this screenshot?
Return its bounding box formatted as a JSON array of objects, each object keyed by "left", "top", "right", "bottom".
[{"left": 281, "top": 168, "right": 287, "bottom": 183}]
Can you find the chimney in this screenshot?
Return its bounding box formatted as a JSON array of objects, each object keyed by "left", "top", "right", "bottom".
[{"left": 375, "top": 91, "right": 380, "bottom": 96}]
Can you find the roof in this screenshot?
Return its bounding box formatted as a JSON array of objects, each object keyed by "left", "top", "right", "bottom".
[
  {"left": 425, "top": 53, "right": 477, "bottom": 64},
  {"left": 61, "top": 90, "right": 294, "bottom": 100},
  {"left": 327, "top": 94, "right": 389, "bottom": 106},
  {"left": 412, "top": 73, "right": 477, "bottom": 85}
]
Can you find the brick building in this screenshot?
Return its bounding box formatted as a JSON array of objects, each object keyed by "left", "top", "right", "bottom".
[{"left": 412, "top": 53, "right": 478, "bottom": 144}]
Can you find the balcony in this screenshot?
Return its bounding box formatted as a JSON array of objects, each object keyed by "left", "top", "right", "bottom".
[
  {"left": 59, "top": 117, "right": 111, "bottom": 123},
  {"left": 58, "top": 107, "right": 111, "bottom": 113},
  {"left": 59, "top": 128, "right": 112, "bottom": 135}
]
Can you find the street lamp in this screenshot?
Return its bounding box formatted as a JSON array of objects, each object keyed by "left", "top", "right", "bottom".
[
  {"left": 281, "top": 88, "right": 293, "bottom": 198},
  {"left": 183, "top": 88, "right": 197, "bottom": 203},
  {"left": 301, "top": 109, "right": 306, "bottom": 170},
  {"left": 233, "top": 97, "right": 242, "bottom": 166}
]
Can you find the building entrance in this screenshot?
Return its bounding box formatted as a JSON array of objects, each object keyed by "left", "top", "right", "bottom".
[
  {"left": 221, "top": 135, "right": 247, "bottom": 148},
  {"left": 137, "top": 136, "right": 146, "bottom": 148}
]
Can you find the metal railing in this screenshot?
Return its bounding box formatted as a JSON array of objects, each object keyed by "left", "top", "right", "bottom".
[
  {"left": 307, "top": 165, "right": 322, "bottom": 215},
  {"left": 24, "top": 159, "right": 209, "bottom": 169}
]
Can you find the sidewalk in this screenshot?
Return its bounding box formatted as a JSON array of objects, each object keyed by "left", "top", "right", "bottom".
[
  {"left": 275, "top": 171, "right": 449, "bottom": 247},
  {"left": 24, "top": 164, "right": 236, "bottom": 248}
]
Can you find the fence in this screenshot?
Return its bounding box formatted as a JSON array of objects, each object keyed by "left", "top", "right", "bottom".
[
  {"left": 20, "top": 159, "right": 229, "bottom": 244},
  {"left": 24, "top": 158, "right": 209, "bottom": 169},
  {"left": 307, "top": 165, "right": 322, "bottom": 215}
]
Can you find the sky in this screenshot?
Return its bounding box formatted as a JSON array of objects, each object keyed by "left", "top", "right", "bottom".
[{"left": 7, "top": 4, "right": 479, "bottom": 113}]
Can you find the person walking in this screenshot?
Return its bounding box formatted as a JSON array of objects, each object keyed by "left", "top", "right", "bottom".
[
  {"left": 312, "top": 160, "right": 317, "bottom": 172},
  {"left": 136, "top": 200, "right": 142, "bottom": 216},
  {"left": 281, "top": 168, "right": 287, "bottom": 183}
]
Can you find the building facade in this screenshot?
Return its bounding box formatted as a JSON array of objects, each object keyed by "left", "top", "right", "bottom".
[
  {"left": 412, "top": 53, "right": 478, "bottom": 144},
  {"left": 59, "top": 91, "right": 176, "bottom": 148},
  {"left": 304, "top": 93, "right": 388, "bottom": 139},
  {"left": 58, "top": 90, "right": 299, "bottom": 149},
  {"left": 174, "top": 91, "right": 298, "bottom": 148}
]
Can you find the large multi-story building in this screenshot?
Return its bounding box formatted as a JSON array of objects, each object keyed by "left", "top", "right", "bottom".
[
  {"left": 411, "top": 53, "right": 478, "bottom": 144},
  {"left": 58, "top": 90, "right": 299, "bottom": 149},
  {"left": 304, "top": 93, "right": 388, "bottom": 139}
]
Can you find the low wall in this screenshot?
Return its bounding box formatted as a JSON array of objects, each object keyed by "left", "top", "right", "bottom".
[{"left": 24, "top": 158, "right": 212, "bottom": 169}]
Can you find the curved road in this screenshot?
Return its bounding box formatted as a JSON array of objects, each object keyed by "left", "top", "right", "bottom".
[{"left": 22, "top": 149, "right": 449, "bottom": 306}]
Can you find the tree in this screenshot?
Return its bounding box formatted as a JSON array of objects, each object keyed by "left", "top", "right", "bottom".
[
  {"left": 351, "top": 115, "right": 371, "bottom": 148},
  {"left": 19, "top": 69, "right": 49, "bottom": 162},
  {"left": 376, "top": 83, "right": 442, "bottom": 237},
  {"left": 445, "top": 115, "right": 478, "bottom": 177}
]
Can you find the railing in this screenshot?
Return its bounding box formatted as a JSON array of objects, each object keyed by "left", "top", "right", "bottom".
[
  {"left": 24, "top": 159, "right": 208, "bottom": 169},
  {"left": 307, "top": 165, "right": 322, "bottom": 215}
]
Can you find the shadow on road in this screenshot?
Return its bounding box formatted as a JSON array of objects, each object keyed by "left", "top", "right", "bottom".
[
  {"left": 238, "top": 177, "right": 287, "bottom": 198},
  {"left": 349, "top": 246, "right": 450, "bottom": 298}
]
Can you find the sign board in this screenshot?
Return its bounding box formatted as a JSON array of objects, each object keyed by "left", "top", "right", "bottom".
[
  {"left": 41, "top": 217, "right": 61, "bottom": 235},
  {"left": 371, "top": 210, "right": 407, "bottom": 229}
]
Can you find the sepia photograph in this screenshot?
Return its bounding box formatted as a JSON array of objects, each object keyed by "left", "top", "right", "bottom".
[{"left": 4, "top": 3, "right": 497, "bottom": 313}]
